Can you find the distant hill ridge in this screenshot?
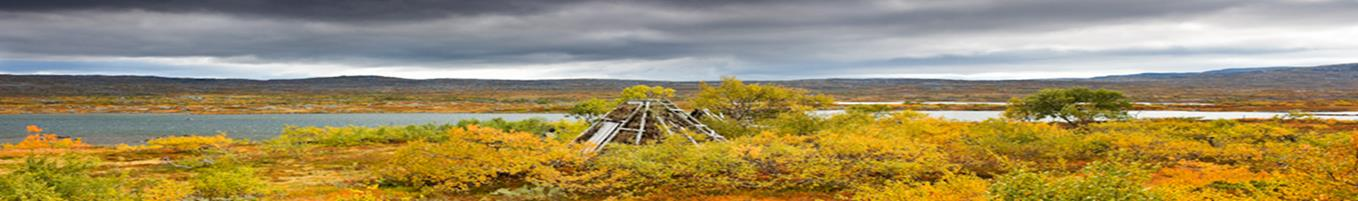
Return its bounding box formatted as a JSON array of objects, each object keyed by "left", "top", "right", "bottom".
[
  {"left": 1092, "top": 63, "right": 1358, "bottom": 81},
  {"left": 2, "top": 63, "right": 1356, "bottom": 101}
]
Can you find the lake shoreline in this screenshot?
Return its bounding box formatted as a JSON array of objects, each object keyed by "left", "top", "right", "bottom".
[{"left": 7, "top": 110, "right": 1358, "bottom": 145}]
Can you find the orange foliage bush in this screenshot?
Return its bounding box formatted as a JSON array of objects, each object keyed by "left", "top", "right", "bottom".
[
  {"left": 3, "top": 125, "right": 89, "bottom": 149},
  {"left": 26, "top": 124, "right": 42, "bottom": 133},
  {"left": 1151, "top": 161, "right": 1271, "bottom": 187}
]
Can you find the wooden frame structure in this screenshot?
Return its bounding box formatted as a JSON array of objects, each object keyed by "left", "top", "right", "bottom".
[{"left": 574, "top": 99, "right": 726, "bottom": 152}]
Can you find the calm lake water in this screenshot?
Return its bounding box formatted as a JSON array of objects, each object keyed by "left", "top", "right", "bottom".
[
  {"left": 4, "top": 111, "right": 1357, "bottom": 145},
  {"left": 1, "top": 113, "right": 566, "bottom": 145}
]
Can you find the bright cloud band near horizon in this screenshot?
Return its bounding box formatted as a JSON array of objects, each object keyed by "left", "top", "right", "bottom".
[{"left": 2, "top": 0, "right": 1357, "bottom": 80}]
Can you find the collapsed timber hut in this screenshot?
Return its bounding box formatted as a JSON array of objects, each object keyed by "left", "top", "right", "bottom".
[{"left": 574, "top": 99, "right": 726, "bottom": 152}]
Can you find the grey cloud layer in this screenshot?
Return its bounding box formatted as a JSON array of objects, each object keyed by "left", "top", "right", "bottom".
[{"left": 1, "top": 0, "right": 1356, "bottom": 79}]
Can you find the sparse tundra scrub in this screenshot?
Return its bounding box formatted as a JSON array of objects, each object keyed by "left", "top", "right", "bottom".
[{"left": 2, "top": 84, "right": 1357, "bottom": 200}]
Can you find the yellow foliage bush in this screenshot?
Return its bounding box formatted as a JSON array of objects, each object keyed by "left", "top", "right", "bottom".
[
  {"left": 366, "top": 114, "right": 1358, "bottom": 199},
  {"left": 362, "top": 112, "right": 1358, "bottom": 199},
  {"left": 327, "top": 185, "right": 403, "bottom": 201},
  {"left": 7, "top": 111, "right": 1345, "bottom": 199},
  {"left": 590, "top": 137, "right": 763, "bottom": 195},
  {"left": 851, "top": 174, "right": 990, "bottom": 201},
  {"left": 377, "top": 125, "right": 590, "bottom": 194},
  {"left": 138, "top": 179, "right": 194, "bottom": 201},
  {"left": 146, "top": 134, "right": 233, "bottom": 151},
  {"left": 586, "top": 113, "right": 957, "bottom": 195}
]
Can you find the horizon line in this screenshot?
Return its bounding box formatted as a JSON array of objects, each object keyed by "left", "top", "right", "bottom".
[{"left": 1, "top": 62, "right": 1349, "bottom": 82}]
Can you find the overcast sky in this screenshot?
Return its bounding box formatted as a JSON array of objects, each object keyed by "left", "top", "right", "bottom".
[{"left": 1, "top": 0, "right": 1356, "bottom": 80}]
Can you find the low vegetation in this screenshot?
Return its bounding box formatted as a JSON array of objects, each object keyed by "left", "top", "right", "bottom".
[
  {"left": 2, "top": 125, "right": 89, "bottom": 150},
  {"left": 1, "top": 80, "right": 1356, "bottom": 200},
  {"left": 146, "top": 135, "right": 233, "bottom": 151},
  {"left": 9, "top": 113, "right": 1352, "bottom": 200}
]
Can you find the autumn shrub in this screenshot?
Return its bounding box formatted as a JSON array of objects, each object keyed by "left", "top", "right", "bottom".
[
  {"left": 1148, "top": 161, "right": 1286, "bottom": 200},
  {"left": 275, "top": 119, "right": 581, "bottom": 147},
  {"left": 0, "top": 155, "right": 129, "bottom": 201},
  {"left": 455, "top": 117, "right": 556, "bottom": 134},
  {"left": 761, "top": 111, "right": 828, "bottom": 136},
  {"left": 808, "top": 114, "right": 955, "bottom": 186},
  {"left": 851, "top": 174, "right": 990, "bottom": 201},
  {"left": 845, "top": 104, "right": 896, "bottom": 117},
  {"left": 586, "top": 112, "right": 956, "bottom": 196},
  {"left": 136, "top": 179, "right": 194, "bottom": 201},
  {"left": 547, "top": 119, "right": 590, "bottom": 142},
  {"left": 250, "top": 107, "right": 1358, "bottom": 199},
  {"left": 692, "top": 77, "right": 834, "bottom": 124},
  {"left": 190, "top": 163, "right": 271, "bottom": 199},
  {"left": 1270, "top": 131, "right": 1358, "bottom": 199},
  {"left": 146, "top": 134, "right": 233, "bottom": 151},
  {"left": 590, "top": 137, "right": 761, "bottom": 195},
  {"left": 1084, "top": 119, "right": 1305, "bottom": 170},
  {"left": 489, "top": 185, "right": 570, "bottom": 200},
  {"left": 376, "top": 125, "right": 589, "bottom": 195},
  {"left": 3, "top": 125, "right": 89, "bottom": 150},
  {"left": 991, "top": 161, "right": 1159, "bottom": 201},
  {"left": 703, "top": 117, "right": 762, "bottom": 138},
  {"left": 275, "top": 124, "right": 455, "bottom": 146},
  {"left": 567, "top": 98, "right": 613, "bottom": 121},
  {"left": 2, "top": 134, "right": 91, "bottom": 150},
  {"left": 327, "top": 185, "right": 412, "bottom": 201},
  {"left": 959, "top": 119, "right": 1100, "bottom": 173},
  {"left": 459, "top": 118, "right": 589, "bottom": 142}
]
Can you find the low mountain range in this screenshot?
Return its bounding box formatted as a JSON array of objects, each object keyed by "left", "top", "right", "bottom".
[{"left": 2, "top": 63, "right": 1356, "bottom": 102}]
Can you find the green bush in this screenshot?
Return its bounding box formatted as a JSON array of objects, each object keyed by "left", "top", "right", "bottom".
[
  {"left": 962, "top": 119, "right": 1101, "bottom": 173},
  {"left": 1004, "top": 88, "right": 1132, "bottom": 126},
  {"left": 991, "top": 161, "right": 1159, "bottom": 201},
  {"left": 276, "top": 124, "right": 454, "bottom": 146},
  {"left": 190, "top": 163, "right": 271, "bottom": 199},
  {"left": 275, "top": 118, "right": 581, "bottom": 146},
  {"left": 761, "top": 112, "right": 827, "bottom": 136},
  {"left": 0, "top": 155, "right": 129, "bottom": 201},
  {"left": 455, "top": 118, "right": 554, "bottom": 134}
]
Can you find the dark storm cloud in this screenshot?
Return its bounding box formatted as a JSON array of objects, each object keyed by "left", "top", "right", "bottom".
[{"left": 2, "top": 0, "right": 1357, "bottom": 79}]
